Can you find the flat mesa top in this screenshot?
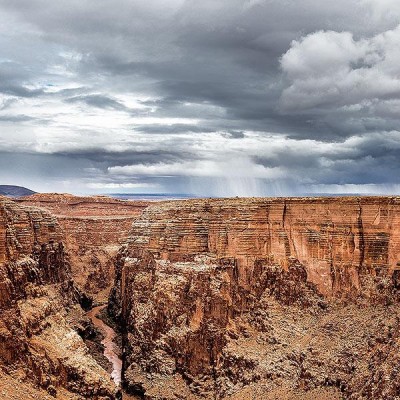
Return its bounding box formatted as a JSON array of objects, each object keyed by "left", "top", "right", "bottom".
[{"left": 140, "top": 195, "right": 400, "bottom": 208}]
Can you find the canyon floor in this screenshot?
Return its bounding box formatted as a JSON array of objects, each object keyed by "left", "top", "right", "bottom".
[{"left": 1, "top": 194, "right": 400, "bottom": 399}]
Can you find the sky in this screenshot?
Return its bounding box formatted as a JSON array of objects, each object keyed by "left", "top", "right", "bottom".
[{"left": 0, "top": 0, "right": 400, "bottom": 196}]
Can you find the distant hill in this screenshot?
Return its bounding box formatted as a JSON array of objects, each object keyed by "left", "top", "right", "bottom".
[{"left": 0, "top": 185, "right": 36, "bottom": 197}]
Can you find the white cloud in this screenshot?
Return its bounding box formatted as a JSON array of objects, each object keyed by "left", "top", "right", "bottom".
[
  {"left": 361, "top": 0, "right": 400, "bottom": 25},
  {"left": 280, "top": 25, "right": 400, "bottom": 111},
  {"left": 108, "top": 157, "right": 285, "bottom": 179},
  {"left": 281, "top": 31, "right": 367, "bottom": 80}
]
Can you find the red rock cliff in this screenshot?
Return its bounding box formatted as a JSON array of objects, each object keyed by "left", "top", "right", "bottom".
[
  {"left": 111, "top": 197, "right": 400, "bottom": 400},
  {"left": 122, "top": 197, "right": 400, "bottom": 297},
  {"left": 0, "top": 196, "right": 117, "bottom": 399},
  {"left": 18, "top": 193, "right": 149, "bottom": 301}
]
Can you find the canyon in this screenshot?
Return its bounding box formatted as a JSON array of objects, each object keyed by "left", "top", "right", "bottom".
[
  {"left": 17, "top": 194, "right": 148, "bottom": 302},
  {"left": 0, "top": 195, "right": 118, "bottom": 399},
  {"left": 2, "top": 195, "right": 400, "bottom": 399}
]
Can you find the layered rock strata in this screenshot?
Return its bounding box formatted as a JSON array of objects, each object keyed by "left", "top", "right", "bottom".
[
  {"left": 18, "top": 194, "right": 148, "bottom": 301},
  {"left": 110, "top": 197, "right": 400, "bottom": 400},
  {"left": 0, "top": 196, "right": 117, "bottom": 399}
]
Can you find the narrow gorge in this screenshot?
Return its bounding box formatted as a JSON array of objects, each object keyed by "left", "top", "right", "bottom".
[
  {"left": 2, "top": 195, "right": 400, "bottom": 399},
  {"left": 0, "top": 195, "right": 117, "bottom": 399}
]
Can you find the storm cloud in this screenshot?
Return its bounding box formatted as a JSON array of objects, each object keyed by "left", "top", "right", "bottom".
[{"left": 0, "top": 0, "right": 399, "bottom": 196}]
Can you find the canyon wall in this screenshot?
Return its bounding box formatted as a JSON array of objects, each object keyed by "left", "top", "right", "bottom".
[
  {"left": 111, "top": 197, "right": 400, "bottom": 400},
  {"left": 18, "top": 194, "right": 148, "bottom": 301},
  {"left": 0, "top": 196, "right": 118, "bottom": 399}
]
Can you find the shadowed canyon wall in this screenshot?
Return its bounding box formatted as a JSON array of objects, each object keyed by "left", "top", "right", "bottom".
[
  {"left": 0, "top": 196, "right": 118, "bottom": 399},
  {"left": 110, "top": 197, "right": 400, "bottom": 400}
]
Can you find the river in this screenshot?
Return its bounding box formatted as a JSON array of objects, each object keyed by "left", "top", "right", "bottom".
[{"left": 86, "top": 305, "right": 122, "bottom": 386}]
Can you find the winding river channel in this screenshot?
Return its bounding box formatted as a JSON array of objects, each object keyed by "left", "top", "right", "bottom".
[{"left": 87, "top": 305, "right": 122, "bottom": 386}]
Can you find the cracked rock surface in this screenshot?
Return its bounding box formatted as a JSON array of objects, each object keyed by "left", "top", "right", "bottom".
[
  {"left": 0, "top": 196, "right": 118, "bottom": 399},
  {"left": 110, "top": 197, "right": 400, "bottom": 399}
]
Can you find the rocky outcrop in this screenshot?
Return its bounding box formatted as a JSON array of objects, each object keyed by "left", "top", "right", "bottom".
[
  {"left": 18, "top": 193, "right": 148, "bottom": 301},
  {"left": 110, "top": 197, "right": 400, "bottom": 399},
  {"left": 0, "top": 196, "right": 117, "bottom": 399},
  {"left": 119, "top": 197, "right": 400, "bottom": 298},
  {"left": 18, "top": 193, "right": 148, "bottom": 217}
]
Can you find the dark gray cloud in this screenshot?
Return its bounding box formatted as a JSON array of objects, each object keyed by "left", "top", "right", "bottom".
[
  {"left": 134, "top": 123, "right": 215, "bottom": 135},
  {"left": 0, "top": 84, "right": 44, "bottom": 98},
  {"left": 56, "top": 149, "right": 196, "bottom": 168},
  {"left": 65, "top": 94, "right": 128, "bottom": 110},
  {"left": 0, "top": 114, "right": 35, "bottom": 122},
  {"left": 0, "top": 0, "right": 399, "bottom": 195},
  {"left": 222, "top": 131, "right": 245, "bottom": 139}
]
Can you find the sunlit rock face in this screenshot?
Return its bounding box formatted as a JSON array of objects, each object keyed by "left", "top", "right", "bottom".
[
  {"left": 111, "top": 197, "right": 400, "bottom": 400},
  {"left": 0, "top": 196, "right": 117, "bottom": 399}
]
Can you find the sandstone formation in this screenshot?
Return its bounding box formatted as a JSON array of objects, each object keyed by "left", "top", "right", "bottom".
[
  {"left": 18, "top": 193, "right": 148, "bottom": 218},
  {"left": 18, "top": 194, "right": 148, "bottom": 301},
  {"left": 4, "top": 193, "right": 400, "bottom": 399},
  {"left": 110, "top": 197, "right": 400, "bottom": 400},
  {"left": 0, "top": 196, "right": 118, "bottom": 399}
]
